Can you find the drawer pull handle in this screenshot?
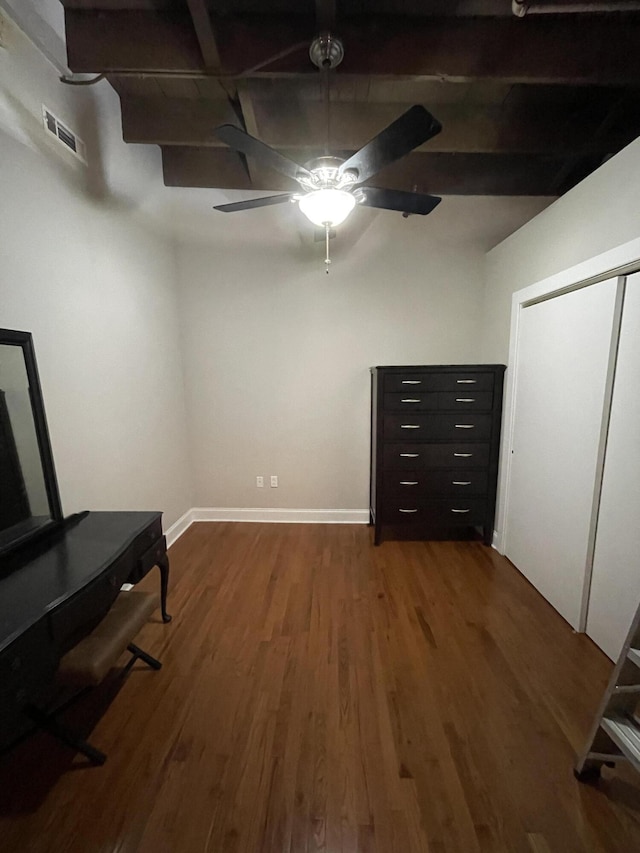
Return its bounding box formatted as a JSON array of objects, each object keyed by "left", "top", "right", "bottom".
[
  {"left": 401, "top": 398, "right": 421, "bottom": 403},
  {"left": 401, "top": 380, "right": 421, "bottom": 385},
  {"left": 401, "top": 424, "right": 420, "bottom": 429},
  {"left": 451, "top": 508, "right": 471, "bottom": 513},
  {"left": 400, "top": 453, "right": 419, "bottom": 458},
  {"left": 455, "top": 398, "right": 475, "bottom": 403},
  {"left": 399, "top": 508, "right": 418, "bottom": 513},
  {"left": 400, "top": 481, "right": 419, "bottom": 486},
  {"left": 453, "top": 481, "right": 471, "bottom": 486},
  {"left": 456, "top": 379, "right": 477, "bottom": 384},
  {"left": 455, "top": 424, "right": 475, "bottom": 429},
  {"left": 454, "top": 452, "right": 473, "bottom": 457}
]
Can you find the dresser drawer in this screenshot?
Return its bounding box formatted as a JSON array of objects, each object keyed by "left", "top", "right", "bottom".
[
  {"left": 383, "top": 443, "right": 490, "bottom": 469},
  {"left": 380, "top": 498, "right": 487, "bottom": 526},
  {"left": 383, "top": 392, "right": 439, "bottom": 411},
  {"left": 437, "top": 391, "right": 493, "bottom": 411},
  {"left": 49, "top": 550, "right": 134, "bottom": 652},
  {"left": 384, "top": 371, "right": 495, "bottom": 393},
  {"left": 384, "top": 373, "right": 437, "bottom": 393},
  {"left": 0, "top": 620, "right": 57, "bottom": 707},
  {"left": 383, "top": 469, "right": 488, "bottom": 499},
  {"left": 384, "top": 413, "right": 492, "bottom": 442},
  {"left": 385, "top": 391, "right": 494, "bottom": 411},
  {"left": 127, "top": 535, "right": 167, "bottom": 585},
  {"left": 431, "top": 372, "right": 495, "bottom": 392},
  {"left": 129, "top": 516, "right": 163, "bottom": 563}
]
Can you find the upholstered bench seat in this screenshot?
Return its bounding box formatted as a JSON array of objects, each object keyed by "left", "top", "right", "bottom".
[{"left": 58, "top": 590, "right": 159, "bottom": 687}]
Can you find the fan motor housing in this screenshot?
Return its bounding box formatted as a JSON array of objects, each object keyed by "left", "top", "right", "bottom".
[
  {"left": 309, "top": 34, "right": 344, "bottom": 70},
  {"left": 299, "top": 155, "right": 359, "bottom": 191}
]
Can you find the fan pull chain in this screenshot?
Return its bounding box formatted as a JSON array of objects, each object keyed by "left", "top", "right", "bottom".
[{"left": 324, "top": 224, "right": 331, "bottom": 274}]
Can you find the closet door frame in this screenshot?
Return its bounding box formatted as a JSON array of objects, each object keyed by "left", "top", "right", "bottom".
[{"left": 495, "top": 236, "right": 640, "bottom": 632}]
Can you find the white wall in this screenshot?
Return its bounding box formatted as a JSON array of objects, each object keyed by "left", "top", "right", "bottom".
[
  {"left": 480, "top": 137, "right": 640, "bottom": 363},
  {"left": 174, "top": 193, "right": 549, "bottom": 511},
  {"left": 0, "top": 15, "right": 193, "bottom": 528}
]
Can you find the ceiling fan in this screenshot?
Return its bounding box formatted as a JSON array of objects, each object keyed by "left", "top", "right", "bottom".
[{"left": 213, "top": 34, "right": 443, "bottom": 271}]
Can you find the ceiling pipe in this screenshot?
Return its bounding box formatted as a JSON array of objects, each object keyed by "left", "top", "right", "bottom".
[{"left": 513, "top": 0, "right": 640, "bottom": 15}]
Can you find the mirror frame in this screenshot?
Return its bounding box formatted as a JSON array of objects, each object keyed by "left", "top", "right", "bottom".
[{"left": 0, "top": 328, "right": 63, "bottom": 556}]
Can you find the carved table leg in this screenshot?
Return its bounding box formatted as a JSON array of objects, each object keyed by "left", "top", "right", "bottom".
[{"left": 157, "top": 555, "right": 172, "bottom": 623}]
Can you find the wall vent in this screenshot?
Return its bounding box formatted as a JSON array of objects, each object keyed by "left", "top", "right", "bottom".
[{"left": 41, "top": 105, "right": 86, "bottom": 163}]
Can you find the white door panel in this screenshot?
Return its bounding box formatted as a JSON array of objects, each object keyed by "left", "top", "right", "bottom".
[
  {"left": 506, "top": 278, "right": 619, "bottom": 629},
  {"left": 587, "top": 275, "right": 640, "bottom": 659}
]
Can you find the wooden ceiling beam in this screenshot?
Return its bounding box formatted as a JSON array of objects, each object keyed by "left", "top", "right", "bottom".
[
  {"left": 64, "top": 9, "right": 203, "bottom": 72},
  {"left": 185, "top": 0, "right": 221, "bottom": 70},
  {"left": 161, "top": 146, "right": 262, "bottom": 191},
  {"left": 63, "top": 10, "right": 640, "bottom": 84},
  {"left": 121, "top": 96, "right": 639, "bottom": 157},
  {"left": 120, "top": 96, "right": 237, "bottom": 144},
  {"left": 161, "top": 145, "right": 575, "bottom": 195}
]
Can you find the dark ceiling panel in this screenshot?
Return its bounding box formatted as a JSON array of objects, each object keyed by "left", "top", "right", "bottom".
[
  {"left": 339, "top": 0, "right": 512, "bottom": 15},
  {"left": 119, "top": 92, "right": 640, "bottom": 160},
  {"left": 64, "top": 10, "right": 640, "bottom": 84},
  {"left": 61, "top": 1, "right": 640, "bottom": 196}
]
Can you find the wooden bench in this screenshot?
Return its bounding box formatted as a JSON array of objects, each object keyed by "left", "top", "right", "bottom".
[{"left": 28, "top": 591, "right": 162, "bottom": 765}]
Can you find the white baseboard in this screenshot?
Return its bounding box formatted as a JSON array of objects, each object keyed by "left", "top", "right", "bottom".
[
  {"left": 162, "top": 506, "right": 369, "bottom": 548},
  {"left": 164, "top": 508, "right": 195, "bottom": 548},
  {"left": 491, "top": 529, "right": 505, "bottom": 554},
  {"left": 191, "top": 507, "right": 370, "bottom": 525}
]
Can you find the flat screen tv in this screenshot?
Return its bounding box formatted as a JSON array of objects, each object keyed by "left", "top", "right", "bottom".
[{"left": 0, "top": 329, "right": 63, "bottom": 559}]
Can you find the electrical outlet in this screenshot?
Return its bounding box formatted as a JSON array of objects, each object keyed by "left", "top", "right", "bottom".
[
  {"left": 270, "top": 475, "right": 278, "bottom": 488},
  {"left": 256, "top": 475, "right": 264, "bottom": 488}
]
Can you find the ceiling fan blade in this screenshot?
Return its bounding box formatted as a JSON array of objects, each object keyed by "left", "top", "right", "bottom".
[
  {"left": 213, "top": 194, "right": 295, "bottom": 213},
  {"left": 358, "top": 187, "right": 441, "bottom": 216},
  {"left": 215, "top": 124, "right": 312, "bottom": 183},
  {"left": 339, "top": 106, "right": 442, "bottom": 184}
]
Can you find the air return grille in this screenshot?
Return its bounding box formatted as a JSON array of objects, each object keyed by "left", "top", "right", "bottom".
[{"left": 42, "top": 105, "right": 86, "bottom": 163}]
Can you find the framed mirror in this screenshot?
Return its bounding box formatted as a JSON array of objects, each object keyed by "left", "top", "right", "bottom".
[{"left": 0, "top": 329, "right": 63, "bottom": 557}]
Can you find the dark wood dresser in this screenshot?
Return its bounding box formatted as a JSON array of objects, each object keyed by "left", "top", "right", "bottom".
[{"left": 370, "top": 364, "right": 506, "bottom": 545}]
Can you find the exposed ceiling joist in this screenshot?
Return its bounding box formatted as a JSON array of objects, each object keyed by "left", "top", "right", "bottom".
[
  {"left": 120, "top": 95, "right": 638, "bottom": 157},
  {"left": 60, "top": 2, "right": 640, "bottom": 198},
  {"left": 63, "top": 10, "right": 640, "bottom": 85},
  {"left": 185, "top": 0, "right": 221, "bottom": 70},
  {"left": 235, "top": 79, "right": 265, "bottom": 184}
]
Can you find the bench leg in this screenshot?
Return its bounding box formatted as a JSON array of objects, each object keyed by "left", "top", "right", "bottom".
[
  {"left": 25, "top": 706, "right": 107, "bottom": 766},
  {"left": 127, "top": 643, "right": 162, "bottom": 671}
]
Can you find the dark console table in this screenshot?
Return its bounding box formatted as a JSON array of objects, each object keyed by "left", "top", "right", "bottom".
[{"left": 0, "top": 510, "right": 170, "bottom": 751}]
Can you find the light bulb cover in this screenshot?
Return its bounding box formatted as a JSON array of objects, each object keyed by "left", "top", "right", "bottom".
[{"left": 298, "top": 189, "right": 356, "bottom": 227}]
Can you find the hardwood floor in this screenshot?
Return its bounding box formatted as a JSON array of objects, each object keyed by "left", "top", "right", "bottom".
[{"left": 1, "top": 522, "right": 640, "bottom": 852}]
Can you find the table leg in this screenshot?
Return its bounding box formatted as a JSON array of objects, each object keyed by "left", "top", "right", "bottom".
[{"left": 157, "top": 555, "right": 172, "bottom": 623}]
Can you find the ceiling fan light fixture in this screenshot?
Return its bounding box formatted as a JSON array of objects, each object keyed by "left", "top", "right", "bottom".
[{"left": 298, "top": 189, "right": 356, "bottom": 227}]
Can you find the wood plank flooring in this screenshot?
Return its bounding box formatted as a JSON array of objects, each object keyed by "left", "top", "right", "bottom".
[{"left": 1, "top": 522, "right": 640, "bottom": 852}]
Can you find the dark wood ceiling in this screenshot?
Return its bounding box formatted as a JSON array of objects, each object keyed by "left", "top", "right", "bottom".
[{"left": 60, "top": 0, "right": 640, "bottom": 196}]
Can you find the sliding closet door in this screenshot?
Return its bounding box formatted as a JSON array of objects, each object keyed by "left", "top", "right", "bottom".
[
  {"left": 587, "top": 275, "right": 640, "bottom": 659},
  {"left": 505, "top": 278, "right": 619, "bottom": 629}
]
